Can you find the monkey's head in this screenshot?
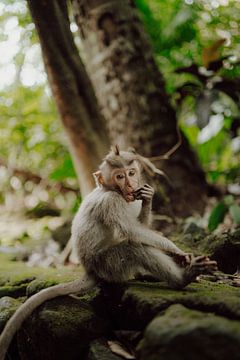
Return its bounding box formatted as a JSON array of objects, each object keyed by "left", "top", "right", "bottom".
[{"left": 94, "top": 145, "right": 141, "bottom": 202}]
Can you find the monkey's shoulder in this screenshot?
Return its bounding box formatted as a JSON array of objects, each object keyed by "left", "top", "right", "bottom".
[{"left": 77, "top": 188, "right": 125, "bottom": 216}]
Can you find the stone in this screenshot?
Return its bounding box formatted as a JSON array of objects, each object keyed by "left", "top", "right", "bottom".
[
  {"left": 0, "top": 296, "right": 22, "bottom": 332},
  {"left": 17, "top": 295, "right": 110, "bottom": 360},
  {"left": 138, "top": 304, "right": 240, "bottom": 360},
  {"left": 95, "top": 280, "right": 240, "bottom": 329},
  {"left": 200, "top": 231, "right": 240, "bottom": 274},
  {"left": 0, "top": 283, "right": 28, "bottom": 299}
]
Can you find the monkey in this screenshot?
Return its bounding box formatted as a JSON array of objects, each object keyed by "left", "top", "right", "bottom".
[{"left": 0, "top": 146, "right": 217, "bottom": 359}]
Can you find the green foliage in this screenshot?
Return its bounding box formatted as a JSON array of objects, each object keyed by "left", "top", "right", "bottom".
[
  {"left": 50, "top": 155, "right": 76, "bottom": 181},
  {"left": 229, "top": 204, "right": 240, "bottom": 225},
  {"left": 208, "top": 195, "right": 240, "bottom": 231},
  {"left": 136, "top": 0, "right": 240, "bottom": 185},
  {"left": 0, "top": 2, "right": 77, "bottom": 200},
  {"left": 0, "top": 0, "right": 239, "bottom": 207},
  {"left": 208, "top": 202, "right": 228, "bottom": 231}
]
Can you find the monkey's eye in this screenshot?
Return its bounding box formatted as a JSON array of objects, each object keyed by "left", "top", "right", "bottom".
[
  {"left": 116, "top": 174, "right": 125, "bottom": 180},
  {"left": 128, "top": 170, "right": 136, "bottom": 176}
]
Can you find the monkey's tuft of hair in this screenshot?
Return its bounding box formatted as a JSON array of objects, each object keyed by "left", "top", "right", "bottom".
[{"left": 111, "top": 144, "right": 120, "bottom": 156}]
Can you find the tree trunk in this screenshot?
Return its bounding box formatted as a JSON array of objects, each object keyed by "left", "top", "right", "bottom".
[
  {"left": 72, "top": 0, "right": 208, "bottom": 219},
  {"left": 27, "top": 0, "right": 110, "bottom": 196}
]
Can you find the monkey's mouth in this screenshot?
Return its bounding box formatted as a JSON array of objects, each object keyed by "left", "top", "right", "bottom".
[{"left": 125, "top": 192, "right": 135, "bottom": 202}]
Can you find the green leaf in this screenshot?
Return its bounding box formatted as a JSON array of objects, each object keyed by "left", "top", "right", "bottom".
[
  {"left": 50, "top": 156, "right": 76, "bottom": 181},
  {"left": 208, "top": 202, "right": 228, "bottom": 231},
  {"left": 229, "top": 204, "right": 240, "bottom": 225}
]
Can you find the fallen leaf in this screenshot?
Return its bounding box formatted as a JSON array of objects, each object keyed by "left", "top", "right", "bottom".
[{"left": 108, "top": 340, "right": 135, "bottom": 359}]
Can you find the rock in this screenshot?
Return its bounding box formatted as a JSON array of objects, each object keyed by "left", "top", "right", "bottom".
[
  {"left": 0, "top": 296, "right": 22, "bottom": 332},
  {"left": 200, "top": 231, "right": 240, "bottom": 274},
  {"left": 2, "top": 253, "right": 240, "bottom": 359},
  {"left": 184, "top": 221, "right": 206, "bottom": 237},
  {"left": 88, "top": 338, "right": 124, "bottom": 360},
  {"left": 138, "top": 304, "right": 240, "bottom": 360},
  {"left": 51, "top": 220, "right": 72, "bottom": 249},
  {"left": 17, "top": 296, "right": 110, "bottom": 360},
  {"left": 94, "top": 280, "right": 240, "bottom": 329},
  {"left": 26, "top": 279, "right": 58, "bottom": 296},
  {"left": 0, "top": 283, "right": 28, "bottom": 298}
]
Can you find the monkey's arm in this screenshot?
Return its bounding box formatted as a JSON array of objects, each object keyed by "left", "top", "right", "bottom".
[
  {"left": 132, "top": 226, "right": 185, "bottom": 255},
  {"left": 135, "top": 184, "right": 154, "bottom": 226},
  {"left": 100, "top": 191, "right": 185, "bottom": 255},
  {"left": 138, "top": 202, "right": 152, "bottom": 225}
]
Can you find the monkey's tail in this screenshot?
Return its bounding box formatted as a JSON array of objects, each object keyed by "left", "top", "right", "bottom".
[{"left": 0, "top": 275, "right": 96, "bottom": 360}]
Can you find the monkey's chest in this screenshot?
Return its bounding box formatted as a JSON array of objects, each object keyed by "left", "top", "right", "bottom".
[{"left": 127, "top": 200, "right": 142, "bottom": 218}]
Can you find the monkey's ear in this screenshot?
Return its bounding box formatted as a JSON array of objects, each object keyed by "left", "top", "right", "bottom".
[
  {"left": 111, "top": 144, "right": 120, "bottom": 155},
  {"left": 93, "top": 171, "right": 104, "bottom": 186},
  {"left": 127, "top": 147, "right": 137, "bottom": 154}
]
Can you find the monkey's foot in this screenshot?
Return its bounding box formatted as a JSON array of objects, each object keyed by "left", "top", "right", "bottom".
[
  {"left": 170, "top": 252, "right": 194, "bottom": 267},
  {"left": 184, "top": 256, "right": 218, "bottom": 284}
]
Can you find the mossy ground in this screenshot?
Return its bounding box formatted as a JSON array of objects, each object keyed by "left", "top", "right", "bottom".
[
  {"left": 0, "top": 253, "right": 83, "bottom": 300},
  {"left": 1, "top": 253, "right": 240, "bottom": 359},
  {"left": 123, "top": 280, "right": 240, "bottom": 321},
  {"left": 0, "top": 253, "right": 80, "bottom": 287}
]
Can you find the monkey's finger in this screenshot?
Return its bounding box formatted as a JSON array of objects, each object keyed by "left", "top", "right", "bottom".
[
  {"left": 193, "top": 260, "right": 217, "bottom": 267},
  {"left": 201, "top": 266, "right": 217, "bottom": 274},
  {"left": 143, "top": 183, "right": 152, "bottom": 188},
  {"left": 193, "top": 255, "right": 209, "bottom": 263},
  {"left": 141, "top": 191, "right": 154, "bottom": 196},
  {"left": 192, "top": 265, "right": 217, "bottom": 274},
  {"left": 135, "top": 190, "right": 153, "bottom": 199},
  {"left": 140, "top": 189, "right": 154, "bottom": 194},
  {"left": 185, "top": 253, "right": 194, "bottom": 263},
  {"left": 192, "top": 264, "right": 217, "bottom": 273},
  {"left": 143, "top": 184, "right": 154, "bottom": 190},
  {"left": 134, "top": 187, "right": 144, "bottom": 194},
  {"left": 143, "top": 185, "right": 154, "bottom": 192},
  {"left": 134, "top": 193, "right": 144, "bottom": 200},
  {"left": 140, "top": 193, "right": 153, "bottom": 199}
]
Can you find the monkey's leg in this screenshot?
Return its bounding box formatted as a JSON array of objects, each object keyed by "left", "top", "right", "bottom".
[
  {"left": 140, "top": 246, "right": 186, "bottom": 288},
  {"left": 136, "top": 249, "right": 217, "bottom": 289},
  {"left": 91, "top": 242, "right": 184, "bottom": 286},
  {"left": 91, "top": 243, "right": 216, "bottom": 288}
]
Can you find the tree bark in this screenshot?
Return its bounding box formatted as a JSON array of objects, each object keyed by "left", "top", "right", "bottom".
[
  {"left": 27, "top": 0, "right": 110, "bottom": 196},
  {"left": 72, "top": 0, "right": 208, "bottom": 219}
]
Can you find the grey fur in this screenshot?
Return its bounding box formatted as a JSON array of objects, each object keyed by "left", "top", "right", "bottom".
[{"left": 72, "top": 186, "right": 185, "bottom": 286}]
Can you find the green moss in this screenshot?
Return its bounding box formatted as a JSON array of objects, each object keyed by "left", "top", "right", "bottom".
[
  {"left": 120, "top": 280, "right": 240, "bottom": 327},
  {"left": 18, "top": 296, "right": 110, "bottom": 359},
  {"left": 0, "top": 296, "right": 22, "bottom": 331},
  {"left": 0, "top": 253, "right": 82, "bottom": 298},
  {"left": 26, "top": 279, "right": 59, "bottom": 296},
  {"left": 139, "top": 304, "right": 240, "bottom": 360},
  {"left": 0, "top": 283, "right": 28, "bottom": 298}
]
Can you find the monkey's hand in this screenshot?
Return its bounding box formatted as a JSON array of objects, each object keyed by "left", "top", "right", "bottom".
[
  {"left": 134, "top": 184, "right": 154, "bottom": 204},
  {"left": 167, "top": 252, "right": 193, "bottom": 267},
  {"left": 185, "top": 255, "right": 218, "bottom": 282}
]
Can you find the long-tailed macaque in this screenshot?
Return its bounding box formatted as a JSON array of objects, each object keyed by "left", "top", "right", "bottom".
[{"left": 0, "top": 146, "right": 217, "bottom": 359}]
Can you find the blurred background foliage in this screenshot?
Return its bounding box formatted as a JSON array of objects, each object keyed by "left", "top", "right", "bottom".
[
  {"left": 0, "top": 0, "right": 239, "bottom": 221},
  {"left": 137, "top": 0, "right": 240, "bottom": 186}
]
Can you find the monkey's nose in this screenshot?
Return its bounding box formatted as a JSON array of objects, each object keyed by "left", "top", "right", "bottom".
[{"left": 126, "top": 184, "right": 133, "bottom": 192}]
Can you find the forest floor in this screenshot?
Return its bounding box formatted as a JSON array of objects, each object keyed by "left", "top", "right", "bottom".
[{"left": 0, "top": 204, "right": 240, "bottom": 359}]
